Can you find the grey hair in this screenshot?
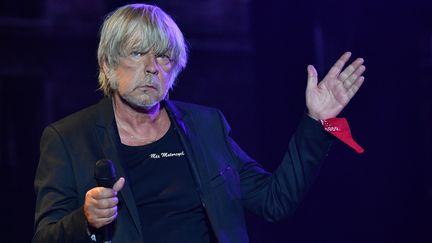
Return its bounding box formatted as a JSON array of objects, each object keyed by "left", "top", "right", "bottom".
[{"left": 97, "top": 4, "right": 188, "bottom": 96}]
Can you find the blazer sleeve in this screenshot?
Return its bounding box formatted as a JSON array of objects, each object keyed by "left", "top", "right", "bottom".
[
  {"left": 33, "top": 125, "right": 92, "bottom": 243},
  {"left": 219, "top": 112, "right": 334, "bottom": 222}
]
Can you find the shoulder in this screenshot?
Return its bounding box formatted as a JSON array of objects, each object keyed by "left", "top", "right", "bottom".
[
  {"left": 47, "top": 98, "right": 111, "bottom": 136},
  {"left": 167, "top": 100, "right": 227, "bottom": 124},
  {"left": 167, "top": 100, "right": 231, "bottom": 132},
  {"left": 169, "top": 100, "right": 220, "bottom": 114}
]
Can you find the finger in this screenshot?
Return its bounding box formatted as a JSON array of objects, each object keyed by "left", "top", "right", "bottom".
[
  {"left": 104, "top": 211, "right": 118, "bottom": 225},
  {"left": 338, "top": 57, "right": 364, "bottom": 81},
  {"left": 94, "top": 197, "right": 119, "bottom": 209},
  {"left": 91, "top": 187, "right": 117, "bottom": 199},
  {"left": 343, "top": 65, "right": 366, "bottom": 89},
  {"left": 91, "top": 211, "right": 118, "bottom": 229},
  {"left": 326, "top": 51, "right": 352, "bottom": 78},
  {"left": 347, "top": 76, "right": 365, "bottom": 99},
  {"left": 93, "top": 187, "right": 116, "bottom": 200},
  {"left": 94, "top": 206, "right": 118, "bottom": 218},
  {"left": 306, "top": 65, "right": 318, "bottom": 90},
  {"left": 113, "top": 177, "right": 125, "bottom": 193}
]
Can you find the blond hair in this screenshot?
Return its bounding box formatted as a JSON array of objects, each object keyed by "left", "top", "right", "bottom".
[{"left": 97, "top": 4, "right": 188, "bottom": 96}]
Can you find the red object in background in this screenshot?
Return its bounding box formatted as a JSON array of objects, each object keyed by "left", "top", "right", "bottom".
[{"left": 321, "top": 118, "right": 364, "bottom": 154}]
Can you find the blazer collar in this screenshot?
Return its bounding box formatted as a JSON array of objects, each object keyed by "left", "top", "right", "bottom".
[
  {"left": 163, "top": 99, "right": 188, "bottom": 134},
  {"left": 95, "top": 98, "right": 188, "bottom": 133},
  {"left": 94, "top": 97, "right": 143, "bottom": 237},
  {"left": 95, "top": 97, "right": 115, "bottom": 129},
  {"left": 163, "top": 100, "right": 207, "bottom": 193}
]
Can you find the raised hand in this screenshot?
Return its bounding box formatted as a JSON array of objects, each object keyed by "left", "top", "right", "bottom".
[
  {"left": 306, "top": 52, "right": 365, "bottom": 120},
  {"left": 84, "top": 177, "right": 125, "bottom": 229}
]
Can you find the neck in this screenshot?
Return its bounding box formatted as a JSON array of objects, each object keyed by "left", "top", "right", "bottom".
[{"left": 112, "top": 93, "right": 171, "bottom": 145}]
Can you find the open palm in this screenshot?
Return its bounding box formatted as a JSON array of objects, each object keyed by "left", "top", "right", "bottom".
[{"left": 306, "top": 52, "right": 365, "bottom": 120}]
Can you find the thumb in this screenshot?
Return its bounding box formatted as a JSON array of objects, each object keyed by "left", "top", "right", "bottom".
[
  {"left": 306, "top": 65, "right": 318, "bottom": 90},
  {"left": 113, "top": 177, "right": 125, "bottom": 193}
]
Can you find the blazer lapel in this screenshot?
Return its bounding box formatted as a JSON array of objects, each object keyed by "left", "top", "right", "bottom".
[
  {"left": 164, "top": 100, "right": 211, "bottom": 194},
  {"left": 94, "top": 98, "right": 143, "bottom": 237}
]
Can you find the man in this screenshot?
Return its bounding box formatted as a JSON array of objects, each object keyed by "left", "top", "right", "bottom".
[{"left": 33, "top": 3, "right": 366, "bottom": 243}]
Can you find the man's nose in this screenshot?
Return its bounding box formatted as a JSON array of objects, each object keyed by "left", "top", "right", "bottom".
[{"left": 144, "top": 54, "right": 159, "bottom": 75}]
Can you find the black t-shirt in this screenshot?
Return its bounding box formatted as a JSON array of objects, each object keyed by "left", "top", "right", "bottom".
[{"left": 120, "top": 123, "right": 215, "bottom": 243}]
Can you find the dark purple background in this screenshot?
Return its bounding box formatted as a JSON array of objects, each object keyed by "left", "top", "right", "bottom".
[{"left": 1, "top": 0, "right": 431, "bottom": 242}]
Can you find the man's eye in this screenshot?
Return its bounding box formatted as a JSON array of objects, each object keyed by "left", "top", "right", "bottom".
[
  {"left": 156, "top": 55, "right": 171, "bottom": 65},
  {"left": 130, "top": 51, "right": 142, "bottom": 58}
]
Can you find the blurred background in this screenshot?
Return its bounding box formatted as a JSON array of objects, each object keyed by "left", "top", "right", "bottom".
[{"left": 1, "top": 0, "right": 431, "bottom": 242}]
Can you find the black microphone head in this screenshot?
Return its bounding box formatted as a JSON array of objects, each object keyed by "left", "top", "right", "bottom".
[{"left": 95, "top": 159, "right": 116, "bottom": 188}]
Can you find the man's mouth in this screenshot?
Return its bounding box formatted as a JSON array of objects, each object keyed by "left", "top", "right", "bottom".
[{"left": 137, "top": 84, "right": 157, "bottom": 91}]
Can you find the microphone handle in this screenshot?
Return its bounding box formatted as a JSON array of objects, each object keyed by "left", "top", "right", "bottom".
[{"left": 94, "top": 159, "right": 116, "bottom": 243}]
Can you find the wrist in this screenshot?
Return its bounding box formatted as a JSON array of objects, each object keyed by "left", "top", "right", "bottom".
[
  {"left": 306, "top": 112, "right": 320, "bottom": 121},
  {"left": 86, "top": 220, "right": 98, "bottom": 242}
]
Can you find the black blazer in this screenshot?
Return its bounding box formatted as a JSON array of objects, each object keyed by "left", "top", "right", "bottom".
[{"left": 33, "top": 98, "right": 333, "bottom": 243}]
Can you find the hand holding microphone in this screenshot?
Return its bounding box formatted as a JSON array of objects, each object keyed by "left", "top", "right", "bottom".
[{"left": 84, "top": 160, "right": 125, "bottom": 231}]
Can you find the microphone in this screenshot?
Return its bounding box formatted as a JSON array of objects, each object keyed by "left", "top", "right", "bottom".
[{"left": 94, "top": 159, "right": 116, "bottom": 243}]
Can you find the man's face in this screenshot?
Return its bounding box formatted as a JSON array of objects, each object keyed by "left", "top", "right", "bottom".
[{"left": 108, "top": 50, "right": 174, "bottom": 110}]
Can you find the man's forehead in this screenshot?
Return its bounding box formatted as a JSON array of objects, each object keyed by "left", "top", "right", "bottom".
[
  {"left": 120, "top": 26, "right": 172, "bottom": 52},
  {"left": 124, "top": 42, "right": 172, "bottom": 54}
]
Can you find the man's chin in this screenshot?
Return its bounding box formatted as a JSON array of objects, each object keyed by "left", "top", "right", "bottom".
[{"left": 120, "top": 95, "right": 162, "bottom": 112}]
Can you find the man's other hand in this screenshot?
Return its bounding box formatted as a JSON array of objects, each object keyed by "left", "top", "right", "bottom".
[{"left": 306, "top": 52, "right": 366, "bottom": 120}]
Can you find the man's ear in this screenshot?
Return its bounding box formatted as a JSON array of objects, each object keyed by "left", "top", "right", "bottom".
[{"left": 102, "top": 63, "right": 110, "bottom": 76}]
